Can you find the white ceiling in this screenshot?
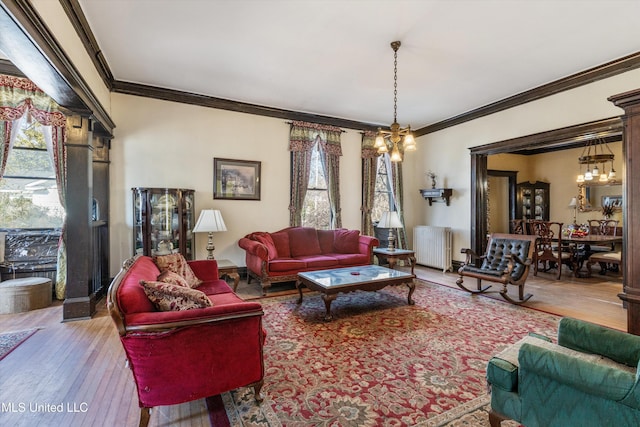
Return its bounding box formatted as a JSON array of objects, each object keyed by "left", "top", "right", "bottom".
[{"left": 77, "top": 0, "right": 640, "bottom": 129}]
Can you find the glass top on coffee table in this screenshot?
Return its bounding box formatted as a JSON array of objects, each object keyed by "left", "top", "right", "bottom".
[
  {"left": 296, "top": 265, "right": 416, "bottom": 320},
  {"left": 298, "top": 265, "right": 413, "bottom": 289}
]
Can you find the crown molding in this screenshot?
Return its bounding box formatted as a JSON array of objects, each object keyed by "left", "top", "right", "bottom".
[
  {"left": 416, "top": 52, "right": 640, "bottom": 137},
  {"left": 59, "top": 0, "right": 113, "bottom": 90},
  {"left": 469, "top": 117, "right": 623, "bottom": 156},
  {"left": 112, "top": 80, "right": 379, "bottom": 131}
]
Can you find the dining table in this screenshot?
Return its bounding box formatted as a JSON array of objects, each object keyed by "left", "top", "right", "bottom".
[{"left": 561, "top": 234, "right": 622, "bottom": 277}]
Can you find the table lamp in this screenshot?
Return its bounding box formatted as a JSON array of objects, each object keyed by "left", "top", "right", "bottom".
[
  {"left": 193, "top": 209, "right": 227, "bottom": 259},
  {"left": 377, "top": 211, "right": 403, "bottom": 251}
]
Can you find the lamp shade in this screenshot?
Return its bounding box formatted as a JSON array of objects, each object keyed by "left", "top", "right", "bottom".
[
  {"left": 377, "top": 211, "right": 403, "bottom": 228},
  {"left": 568, "top": 197, "right": 577, "bottom": 208},
  {"left": 193, "top": 209, "right": 227, "bottom": 233}
]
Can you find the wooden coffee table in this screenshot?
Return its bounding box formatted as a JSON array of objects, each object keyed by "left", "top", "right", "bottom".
[{"left": 296, "top": 265, "right": 416, "bottom": 321}]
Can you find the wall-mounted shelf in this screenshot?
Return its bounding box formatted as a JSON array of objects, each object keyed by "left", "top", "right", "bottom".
[{"left": 420, "top": 188, "right": 453, "bottom": 206}]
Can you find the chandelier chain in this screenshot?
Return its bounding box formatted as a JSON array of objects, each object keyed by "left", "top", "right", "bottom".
[{"left": 393, "top": 48, "right": 398, "bottom": 123}]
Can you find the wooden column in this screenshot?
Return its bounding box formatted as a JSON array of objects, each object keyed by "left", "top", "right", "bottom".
[
  {"left": 63, "top": 114, "right": 96, "bottom": 321},
  {"left": 609, "top": 89, "right": 640, "bottom": 335}
]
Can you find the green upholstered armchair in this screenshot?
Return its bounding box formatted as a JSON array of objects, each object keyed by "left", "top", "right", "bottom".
[{"left": 487, "top": 317, "right": 640, "bottom": 427}]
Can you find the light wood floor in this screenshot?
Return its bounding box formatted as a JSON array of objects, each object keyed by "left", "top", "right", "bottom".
[{"left": 0, "top": 264, "right": 627, "bottom": 426}]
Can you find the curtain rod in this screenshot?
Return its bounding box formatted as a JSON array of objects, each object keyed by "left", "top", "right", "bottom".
[{"left": 285, "top": 121, "right": 346, "bottom": 133}]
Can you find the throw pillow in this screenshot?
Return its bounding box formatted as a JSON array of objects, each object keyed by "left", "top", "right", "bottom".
[
  {"left": 157, "top": 270, "right": 189, "bottom": 288},
  {"left": 254, "top": 233, "right": 278, "bottom": 259},
  {"left": 334, "top": 229, "right": 360, "bottom": 253},
  {"left": 141, "top": 280, "right": 213, "bottom": 311},
  {"left": 153, "top": 253, "right": 202, "bottom": 288}
]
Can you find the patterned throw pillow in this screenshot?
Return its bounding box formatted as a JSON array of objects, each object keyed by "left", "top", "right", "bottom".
[
  {"left": 153, "top": 253, "right": 202, "bottom": 288},
  {"left": 141, "top": 280, "right": 213, "bottom": 311},
  {"left": 157, "top": 270, "right": 189, "bottom": 288}
]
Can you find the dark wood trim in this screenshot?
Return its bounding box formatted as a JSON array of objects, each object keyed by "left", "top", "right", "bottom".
[
  {"left": 112, "top": 80, "right": 380, "bottom": 131},
  {"left": 470, "top": 153, "right": 487, "bottom": 257},
  {"left": 470, "top": 117, "right": 623, "bottom": 156},
  {"left": 0, "top": 0, "right": 114, "bottom": 136},
  {"left": 416, "top": 52, "right": 640, "bottom": 137},
  {"left": 0, "top": 58, "right": 24, "bottom": 76},
  {"left": 59, "top": 0, "right": 113, "bottom": 90},
  {"left": 608, "top": 88, "right": 640, "bottom": 334}
]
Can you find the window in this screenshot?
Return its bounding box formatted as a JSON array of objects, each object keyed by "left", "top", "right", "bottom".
[
  {"left": 0, "top": 120, "right": 64, "bottom": 228},
  {"left": 372, "top": 155, "right": 394, "bottom": 222},
  {"left": 301, "top": 141, "right": 330, "bottom": 229}
]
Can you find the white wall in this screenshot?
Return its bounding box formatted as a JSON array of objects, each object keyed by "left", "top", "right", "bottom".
[{"left": 110, "top": 93, "right": 365, "bottom": 274}]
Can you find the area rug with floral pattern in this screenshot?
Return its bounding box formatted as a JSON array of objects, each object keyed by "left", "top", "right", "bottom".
[{"left": 219, "top": 280, "right": 556, "bottom": 426}]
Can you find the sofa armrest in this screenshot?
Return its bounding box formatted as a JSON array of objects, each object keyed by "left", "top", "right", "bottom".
[
  {"left": 358, "top": 235, "right": 379, "bottom": 255},
  {"left": 519, "top": 342, "right": 638, "bottom": 404},
  {"left": 188, "top": 259, "right": 219, "bottom": 281},
  {"left": 238, "top": 237, "right": 269, "bottom": 261},
  {"left": 124, "top": 300, "right": 264, "bottom": 332},
  {"left": 558, "top": 317, "right": 640, "bottom": 367}
]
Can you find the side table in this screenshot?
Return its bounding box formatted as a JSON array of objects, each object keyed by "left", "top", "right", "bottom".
[
  {"left": 216, "top": 259, "right": 240, "bottom": 291},
  {"left": 373, "top": 248, "right": 416, "bottom": 275}
]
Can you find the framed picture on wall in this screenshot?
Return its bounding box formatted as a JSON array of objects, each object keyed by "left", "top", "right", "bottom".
[
  {"left": 601, "top": 195, "right": 622, "bottom": 210},
  {"left": 213, "top": 158, "right": 261, "bottom": 200}
]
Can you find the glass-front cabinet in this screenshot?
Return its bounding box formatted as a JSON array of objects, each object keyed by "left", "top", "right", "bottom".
[
  {"left": 516, "top": 181, "right": 550, "bottom": 221},
  {"left": 132, "top": 188, "right": 195, "bottom": 259}
]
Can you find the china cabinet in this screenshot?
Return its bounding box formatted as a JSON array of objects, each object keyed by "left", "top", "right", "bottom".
[
  {"left": 516, "top": 181, "right": 549, "bottom": 221},
  {"left": 132, "top": 188, "right": 195, "bottom": 259}
]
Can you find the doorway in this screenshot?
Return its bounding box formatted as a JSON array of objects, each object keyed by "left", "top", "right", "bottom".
[
  {"left": 469, "top": 117, "right": 622, "bottom": 254},
  {"left": 487, "top": 170, "right": 517, "bottom": 235}
]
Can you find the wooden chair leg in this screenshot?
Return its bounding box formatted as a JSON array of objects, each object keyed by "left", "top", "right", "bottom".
[{"left": 139, "top": 407, "right": 151, "bottom": 427}]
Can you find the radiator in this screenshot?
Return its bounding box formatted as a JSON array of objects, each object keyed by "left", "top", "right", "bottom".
[{"left": 414, "top": 226, "right": 453, "bottom": 272}]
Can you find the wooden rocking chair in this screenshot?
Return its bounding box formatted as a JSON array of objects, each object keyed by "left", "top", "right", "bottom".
[{"left": 456, "top": 233, "right": 537, "bottom": 304}]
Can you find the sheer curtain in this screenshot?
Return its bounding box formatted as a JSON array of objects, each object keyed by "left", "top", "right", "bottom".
[
  {"left": 289, "top": 121, "right": 343, "bottom": 227},
  {"left": 388, "top": 159, "right": 407, "bottom": 249},
  {"left": 0, "top": 75, "right": 67, "bottom": 298}
]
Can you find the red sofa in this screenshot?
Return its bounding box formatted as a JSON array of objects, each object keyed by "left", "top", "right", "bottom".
[
  {"left": 238, "top": 226, "right": 379, "bottom": 295},
  {"left": 107, "top": 255, "right": 265, "bottom": 427}
]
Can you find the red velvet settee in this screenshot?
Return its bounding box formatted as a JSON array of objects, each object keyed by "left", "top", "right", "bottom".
[
  {"left": 107, "top": 255, "right": 265, "bottom": 427},
  {"left": 238, "top": 226, "right": 379, "bottom": 295}
]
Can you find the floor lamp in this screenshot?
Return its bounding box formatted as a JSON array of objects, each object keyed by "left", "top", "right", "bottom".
[{"left": 193, "top": 209, "right": 227, "bottom": 259}]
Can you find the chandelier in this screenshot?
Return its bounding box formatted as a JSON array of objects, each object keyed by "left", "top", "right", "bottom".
[
  {"left": 576, "top": 138, "right": 616, "bottom": 183},
  {"left": 374, "top": 41, "right": 416, "bottom": 162}
]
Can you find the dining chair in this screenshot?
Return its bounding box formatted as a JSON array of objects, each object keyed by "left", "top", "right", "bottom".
[
  {"left": 529, "top": 221, "right": 576, "bottom": 279},
  {"left": 510, "top": 219, "right": 526, "bottom": 235},
  {"left": 588, "top": 219, "right": 619, "bottom": 252}
]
